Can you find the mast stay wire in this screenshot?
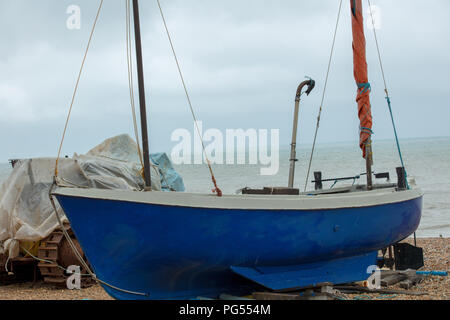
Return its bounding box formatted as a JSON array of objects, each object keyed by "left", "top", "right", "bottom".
[
  {"left": 49, "top": 0, "right": 148, "bottom": 296},
  {"left": 367, "top": 0, "right": 409, "bottom": 189},
  {"left": 156, "top": 0, "right": 222, "bottom": 196},
  {"left": 54, "top": 0, "right": 104, "bottom": 178},
  {"left": 304, "top": 0, "right": 343, "bottom": 192},
  {"left": 126, "top": 0, "right": 144, "bottom": 168}
]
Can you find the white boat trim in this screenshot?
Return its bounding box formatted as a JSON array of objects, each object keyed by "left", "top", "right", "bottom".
[{"left": 53, "top": 187, "right": 423, "bottom": 211}]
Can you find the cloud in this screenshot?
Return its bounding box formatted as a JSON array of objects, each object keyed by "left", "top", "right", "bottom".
[{"left": 0, "top": 0, "right": 449, "bottom": 162}]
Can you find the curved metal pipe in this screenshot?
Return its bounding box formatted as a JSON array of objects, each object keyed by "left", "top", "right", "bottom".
[{"left": 289, "top": 79, "right": 316, "bottom": 188}]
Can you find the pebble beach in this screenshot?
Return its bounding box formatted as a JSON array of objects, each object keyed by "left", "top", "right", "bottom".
[
  {"left": 341, "top": 237, "right": 449, "bottom": 301},
  {"left": 0, "top": 237, "right": 448, "bottom": 301}
]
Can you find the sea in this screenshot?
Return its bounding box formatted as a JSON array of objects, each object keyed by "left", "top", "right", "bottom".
[{"left": 1, "top": 137, "right": 449, "bottom": 237}]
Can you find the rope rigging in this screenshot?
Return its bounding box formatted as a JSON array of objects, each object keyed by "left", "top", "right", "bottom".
[
  {"left": 47, "top": 0, "right": 223, "bottom": 294},
  {"left": 126, "top": 0, "right": 144, "bottom": 168},
  {"left": 54, "top": 0, "right": 104, "bottom": 178},
  {"left": 156, "top": 0, "right": 222, "bottom": 196},
  {"left": 367, "top": 0, "right": 410, "bottom": 189},
  {"left": 49, "top": 0, "right": 148, "bottom": 297},
  {"left": 304, "top": 0, "right": 343, "bottom": 192},
  {"left": 42, "top": 0, "right": 412, "bottom": 297},
  {"left": 305, "top": 0, "right": 409, "bottom": 191}
]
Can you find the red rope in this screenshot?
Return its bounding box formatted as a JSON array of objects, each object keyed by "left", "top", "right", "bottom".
[
  {"left": 211, "top": 174, "right": 223, "bottom": 197},
  {"left": 205, "top": 159, "right": 222, "bottom": 197},
  {"left": 157, "top": 0, "right": 222, "bottom": 197}
]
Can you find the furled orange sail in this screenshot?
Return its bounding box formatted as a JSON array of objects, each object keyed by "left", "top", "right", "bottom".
[{"left": 351, "top": 0, "right": 373, "bottom": 158}]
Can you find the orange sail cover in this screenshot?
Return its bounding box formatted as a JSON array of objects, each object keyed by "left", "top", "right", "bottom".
[{"left": 351, "top": 0, "right": 373, "bottom": 158}]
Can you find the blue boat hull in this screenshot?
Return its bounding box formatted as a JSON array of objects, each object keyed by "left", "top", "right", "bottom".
[{"left": 54, "top": 190, "right": 422, "bottom": 300}]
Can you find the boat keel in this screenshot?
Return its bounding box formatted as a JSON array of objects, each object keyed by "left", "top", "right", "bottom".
[{"left": 231, "top": 251, "right": 378, "bottom": 291}]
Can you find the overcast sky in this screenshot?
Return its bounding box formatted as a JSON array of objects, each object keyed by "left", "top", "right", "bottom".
[{"left": 0, "top": 0, "right": 449, "bottom": 163}]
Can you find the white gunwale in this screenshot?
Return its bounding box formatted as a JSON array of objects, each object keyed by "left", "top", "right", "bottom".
[{"left": 53, "top": 187, "right": 423, "bottom": 211}]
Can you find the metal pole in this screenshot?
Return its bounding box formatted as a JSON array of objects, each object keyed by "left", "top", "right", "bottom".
[
  {"left": 288, "top": 99, "right": 301, "bottom": 188},
  {"left": 365, "top": 139, "right": 373, "bottom": 190},
  {"left": 132, "top": 0, "right": 152, "bottom": 190},
  {"left": 288, "top": 79, "right": 315, "bottom": 188}
]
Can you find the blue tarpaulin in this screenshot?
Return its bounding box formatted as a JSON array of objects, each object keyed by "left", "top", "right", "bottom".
[{"left": 150, "top": 153, "right": 185, "bottom": 192}]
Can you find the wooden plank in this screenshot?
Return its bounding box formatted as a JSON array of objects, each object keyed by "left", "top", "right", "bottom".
[
  {"left": 219, "top": 294, "right": 254, "bottom": 301},
  {"left": 252, "top": 291, "right": 336, "bottom": 301},
  {"left": 274, "top": 282, "right": 334, "bottom": 293},
  {"left": 253, "top": 292, "right": 302, "bottom": 300},
  {"left": 334, "top": 285, "right": 427, "bottom": 296}
]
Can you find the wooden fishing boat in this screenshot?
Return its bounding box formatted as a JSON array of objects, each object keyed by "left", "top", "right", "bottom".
[{"left": 52, "top": 0, "right": 423, "bottom": 300}]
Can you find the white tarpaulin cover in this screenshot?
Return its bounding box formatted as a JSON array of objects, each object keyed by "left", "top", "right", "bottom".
[{"left": 0, "top": 134, "right": 183, "bottom": 259}]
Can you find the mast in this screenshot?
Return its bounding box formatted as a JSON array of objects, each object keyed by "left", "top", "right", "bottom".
[
  {"left": 132, "top": 0, "right": 152, "bottom": 190},
  {"left": 351, "top": 0, "right": 374, "bottom": 190}
]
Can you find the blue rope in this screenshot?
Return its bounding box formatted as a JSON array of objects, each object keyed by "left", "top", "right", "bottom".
[
  {"left": 351, "top": 0, "right": 356, "bottom": 17},
  {"left": 358, "top": 81, "right": 408, "bottom": 189},
  {"left": 358, "top": 82, "right": 371, "bottom": 94},
  {"left": 377, "top": 294, "right": 398, "bottom": 300},
  {"left": 330, "top": 180, "right": 338, "bottom": 189},
  {"left": 365, "top": 0, "right": 410, "bottom": 191},
  {"left": 360, "top": 127, "right": 374, "bottom": 135},
  {"left": 353, "top": 294, "right": 372, "bottom": 300},
  {"left": 386, "top": 95, "right": 410, "bottom": 189}
]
